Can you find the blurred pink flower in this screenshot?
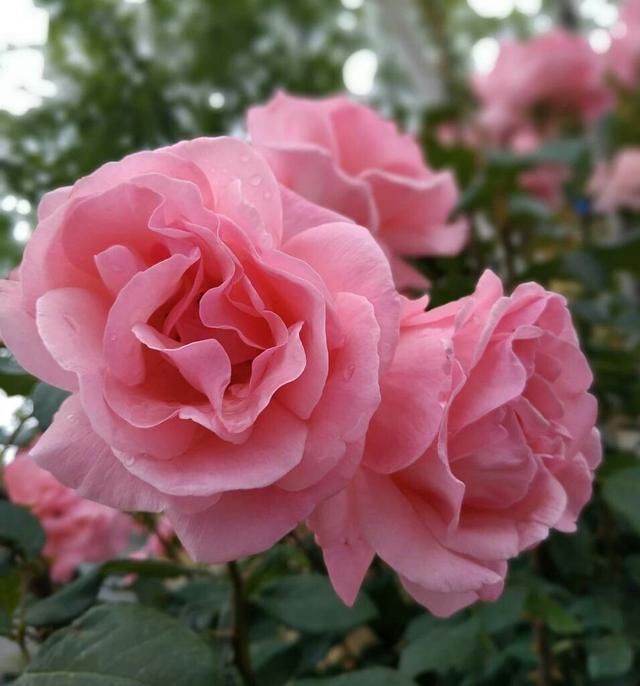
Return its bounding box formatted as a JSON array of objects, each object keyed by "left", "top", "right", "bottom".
[
  {"left": 589, "top": 148, "right": 640, "bottom": 211},
  {"left": 475, "top": 31, "right": 612, "bottom": 141},
  {"left": 512, "top": 129, "right": 571, "bottom": 208},
  {"left": 248, "top": 92, "right": 468, "bottom": 290},
  {"left": 310, "top": 271, "right": 600, "bottom": 617},
  {"left": 4, "top": 452, "right": 136, "bottom": 581},
  {"left": 607, "top": 0, "right": 640, "bottom": 88}
]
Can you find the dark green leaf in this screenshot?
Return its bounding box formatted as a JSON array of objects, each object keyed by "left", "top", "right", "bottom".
[
  {"left": 587, "top": 636, "right": 634, "bottom": 679},
  {"left": 477, "top": 586, "right": 527, "bottom": 633},
  {"left": 31, "top": 382, "right": 70, "bottom": 431},
  {"left": 296, "top": 668, "right": 417, "bottom": 685},
  {"left": 14, "top": 604, "right": 221, "bottom": 685},
  {"left": 526, "top": 593, "right": 582, "bottom": 635},
  {"left": 0, "top": 501, "right": 45, "bottom": 561},
  {"left": 399, "top": 618, "right": 481, "bottom": 677},
  {"left": 0, "top": 351, "right": 36, "bottom": 396},
  {"left": 602, "top": 466, "right": 640, "bottom": 534},
  {"left": 25, "top": 570, "right": 103, "bottom": 628},
  {"left": 571, "top": 596, "right": 624, "bottom": 632},
  {"left": 256, "top": 574, "right": 377, "bottom": 635},
  {"left": 0, "top": 571, "right": 20, "bottom": 635},
  {"left": 24, "top": 558, "right": 205, "bottom": 628}
]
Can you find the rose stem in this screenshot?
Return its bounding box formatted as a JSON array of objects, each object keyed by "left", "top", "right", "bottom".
[{"left": 227, "top": 561, "right": 256, "bottom": 686}]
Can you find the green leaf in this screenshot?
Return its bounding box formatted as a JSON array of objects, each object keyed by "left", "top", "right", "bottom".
[
  {"left": 570, "top": 596, "right": 624, "bottom": 632},
  {"left": 172, "top": 578, "right": 230, "bottom": 632},
  {"left": 256, "top": 574, "right": 377, "bottom": 635},
  {"left": 296, "top": 668, "right": 417, "bottom": 685},
  {"left": 31, "top": 382, "right": 70, "bottom": 431},
  {"left": 625, "top": 554, "right": 640, "bottom": 586},
  {"left": 594, "top": 230, "right": 640, "bottom": 276},
  {"left": 0, "top": 351, "right": 36, "bottom": 396},
  {"left": 587, "top": 636, "right": 634, "bottom": 679},
  {"left": 14, "top": 604, "right": 221, "bottom": 685},
  {"left": 477, "top": 586, "right": 527, "bottom": 633},
  {"left": 100, "top": 558, "right": 199, "bottom": 579},
  {"left": 399, "top": 618, "right": 481, "bottom": 677},
  {"left": 507, "top": 194, "right": 552, "bottom": 223},
  {"left": 602, "top": 466, "right": 640, "bottom": 534},
  {"left": 25, "top": 558, "right": 205, "bottom": 628},
  {"left": 0, "top": 570, "right": 20, "bottom": 635},
  {"left": 0, "top": 501, "right": 45, "bottom": 561},
  {"left": 25, "top": 570, "right": 103, "bottom": 628},
  {"left": 527, "top": 594, "right": 583, "bottom": 635}
]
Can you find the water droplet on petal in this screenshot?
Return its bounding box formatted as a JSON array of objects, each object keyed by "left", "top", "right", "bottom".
[
  {"left": 123, "top": 454, "right": 136, "bottom": 467},
  {"left": 249, "top": 174, "right": 262, "bottom": 186}
]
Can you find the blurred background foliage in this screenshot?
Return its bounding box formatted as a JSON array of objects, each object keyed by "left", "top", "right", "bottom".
[{"left": 0, "top": 0, "right": 639, "bottom": 684}]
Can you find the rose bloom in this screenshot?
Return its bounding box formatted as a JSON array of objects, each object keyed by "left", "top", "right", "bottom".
[
  {"left": 248, "top": 92, "right": 468, "bottom": 290},
  {"left": 474, "top": 31, "right": 612, "bottom": 142},
  {"left": 589, "top": 149, "right": 640, "bottom": 212},
  {"left": 5, "top": 452, "right": 135, "bottom": 581},
  {"left": 0, "top": 137, "right": 400, "bottom": 564},
  {"left": 511, "top": 129, "right": 571, "bottom": 209},
  {"left": 607, "top": 0, "right": 640, "bottom": 88},
  {"left": 310, "top": 271, "right": 600, "bottom": 617}
]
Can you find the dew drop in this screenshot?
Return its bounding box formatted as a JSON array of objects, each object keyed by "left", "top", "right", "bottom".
[
  {"left": 249, "top": 174, "right": 262, "bottom": 187},
  {"left": 123, "top": 454, "right": 136, "bottom": 467}
]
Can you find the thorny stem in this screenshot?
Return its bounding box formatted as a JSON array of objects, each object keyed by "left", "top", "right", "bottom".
[{"left": 227, "top": 561, "right": 256, "bottom": 686}]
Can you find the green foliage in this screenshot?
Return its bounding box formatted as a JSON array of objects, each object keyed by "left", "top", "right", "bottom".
[
  {"left": 0, "top": 501, "right": 46, "bottom": 561},
  {"left": 256, "top": 574, "right": 378, "bottom": 635},
  {"left": 296, "top": 668, "right": 417, "bottom": 685},
  {"left": 14, "top": 604, "right": 221, "bottom": 685},
  {"left": 602, "top": 466, "right": 640, "bottom": 534},
  {"left": 31, "top": 382, "right": 70, "bottom": 432}
]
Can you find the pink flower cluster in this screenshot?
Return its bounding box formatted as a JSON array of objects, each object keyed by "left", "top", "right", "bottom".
[
  {"left": 0, "top": 93, "right": 600, "bottom": 616},
  {"left": 607, "top": 0, "right": 640, "bottom": 89},
  {"left": 474, "top": 30, "right": 611, "bottom": 143},
  {"left": 4, "top": 451, "right": 137, "bottom": 581},
  {"left": 472, "top": 30, "right": 612, "bottom": 208}
]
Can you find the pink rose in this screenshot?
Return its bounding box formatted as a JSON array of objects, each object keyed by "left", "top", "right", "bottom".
[
  {"left": 5, "top": 452, "right": 135, "bottom": 581},
  {"left": 589, "top": 148, "right": 640, "bottom": 212},
  {"left": 475, "top": 31, "right": 612, "bottom": 141},
  {"left": 607, "top": 0, "right": 640, "bottom": 88},
  {"left": 511, "top": 129, "right": 571, "bottom": 208},
  {"left": 0, "top": 137, "right": 400, "bottom": 564},
  {"left": 247, "top": 92, "right": 468, "bottom": 290},
  {"left": 310, "top": 271, "right": 600, "bottom": 617}
]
